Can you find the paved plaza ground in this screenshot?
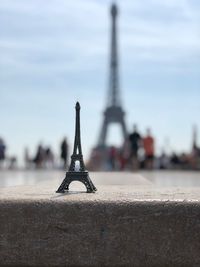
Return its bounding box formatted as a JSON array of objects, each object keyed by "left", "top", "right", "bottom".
[{"left": 0, "top": 169, "right": 200, "bottom": 188}]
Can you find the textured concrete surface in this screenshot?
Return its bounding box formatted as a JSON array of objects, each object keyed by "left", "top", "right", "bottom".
[{"left": 0, "top": 172, "right": 200, "bottom": 267}]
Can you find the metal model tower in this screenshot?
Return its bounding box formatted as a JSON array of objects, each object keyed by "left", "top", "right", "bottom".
[
  {"left": 56, "top": 102, "right": 97, "bottom": 193},
  {"left": 97, "top": 3, "right": 127, "bottom": 147}
]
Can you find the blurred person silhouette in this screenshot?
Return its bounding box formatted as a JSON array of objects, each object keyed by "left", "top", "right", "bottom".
[
  {"left": 0, "top": 137, "right": 6, "bottom": 168},
  {"left": 45, "top": 147, "right": 54, "bottom": 168},
  {"left": 34, "top": 144, "right": 45, "bottom": 168},
  {"left": 118, "top": 149, "right": 125, "bottom": 171},
  {"left": 170, "top": 152, "right": 180, "bottom": 169},
  {"left": 9, "top": 156, "right": 17, "bottom": 169},
  {"left": 191, "top": 148, "right": 200, "bottom": 170},
  {"left": 143, "top": 128, "right": 155, "bottom": 169},
  {"left": 159, "top": 150, "right": 169, "bottom": 169},
  {"left": 60, "top": 137, "right": 68, "bottom": 169},
  {"left": 119, "top": 139, "right": 131, "bottom": 170},
  {"left": 129, "top": 124, "right": 141, "bottom": 170},
  {"left": 108, "top": 146, "right": 118, "bottom": 171},
  {"left": 191, "top": 141, "right": 200, "bottom": 170},
  {"left": 179, "top": 153, "right": 190, "bottom": 169},
  {"left": 24, "top": 147, "right": 32, "bottom": 169}
]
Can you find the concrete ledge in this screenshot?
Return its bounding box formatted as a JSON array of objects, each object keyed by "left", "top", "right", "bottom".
[{"left": 0, "top": 173, "right": 200, "bottom": 267}]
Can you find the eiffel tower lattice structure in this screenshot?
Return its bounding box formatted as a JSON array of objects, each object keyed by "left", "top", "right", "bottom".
[
  {"left": 97, "top": 3, "right": 127, "bottom": 148},
  {"left": 56, "top": 102, "right": 97, "bottom": 193}
]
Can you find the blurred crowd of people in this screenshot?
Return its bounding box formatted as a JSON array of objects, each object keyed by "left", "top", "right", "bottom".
[
  {"left": 0, "top": 138, "right": 17, "bottom": 169},
  {"left": 0, "top": 138, "right": 6, "bottom": 167},
  {"left": 24, "top": 138, "right": 69, "bottom": 169},
  {"left": 89, "top": 124, "right": 200, "bottom": 171},
  {"left": 1, "top": 127, "right": 200, "bottom": 171},
  {"left": 0, "top": 137, "right": 69, "bottom": 170}
]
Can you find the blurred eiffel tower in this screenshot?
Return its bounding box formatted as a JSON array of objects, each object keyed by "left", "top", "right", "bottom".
[{"left": 97, "top": 3, "right": 127, "bottom": 148}]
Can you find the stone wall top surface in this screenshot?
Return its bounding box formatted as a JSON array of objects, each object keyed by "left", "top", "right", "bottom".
[{"left": 0, "top": 172, "right": 200, "bottom": 202}]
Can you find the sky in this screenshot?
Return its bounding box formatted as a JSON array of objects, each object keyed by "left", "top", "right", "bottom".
[{"left": 1, "top": 0, "right": 200, "bottom": 164}]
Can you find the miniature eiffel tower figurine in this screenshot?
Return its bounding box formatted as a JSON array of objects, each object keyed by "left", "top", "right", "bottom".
[{"left": 56, "top": 102, "right": 97, "bottom": 193}]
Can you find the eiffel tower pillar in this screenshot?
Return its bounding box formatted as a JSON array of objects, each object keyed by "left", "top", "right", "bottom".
[{"left": 97, "top": 3, "right": 127, "bottom": 148}]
